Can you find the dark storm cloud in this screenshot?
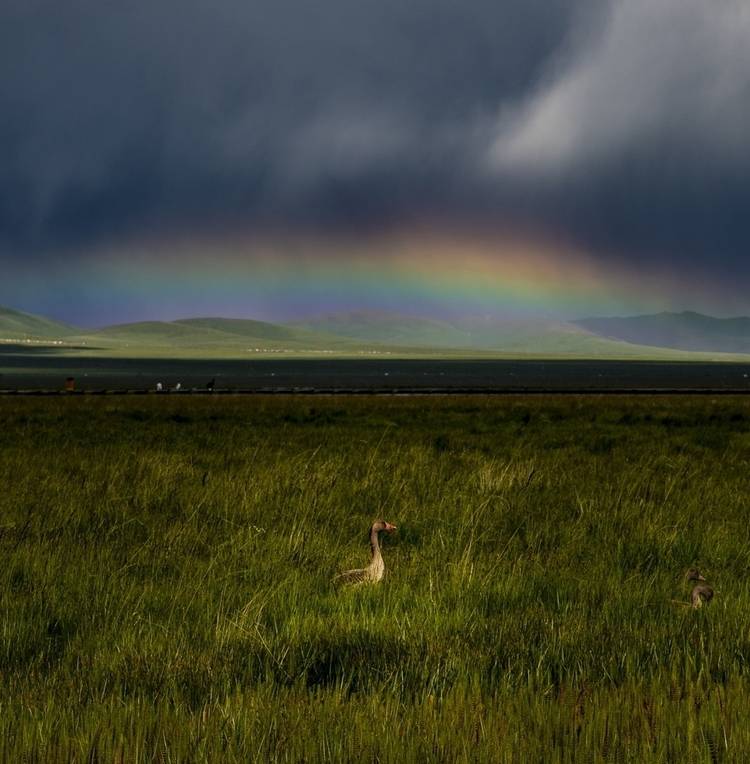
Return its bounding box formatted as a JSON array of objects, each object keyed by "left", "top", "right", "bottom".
[
  {"left": 0, "top": 0, "right": 593, "bottom": 247},
  {"left": 1, "top": 0, "right": 749, "bottom": 277}
]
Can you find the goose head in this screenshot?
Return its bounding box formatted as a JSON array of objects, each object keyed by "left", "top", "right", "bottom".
[{"left": 372, "top": 520, "right": 397, "bottom": 534}]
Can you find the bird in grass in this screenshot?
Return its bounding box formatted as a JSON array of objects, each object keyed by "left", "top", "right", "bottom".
[
  {"left": 333, "top": 520, "right": 397, "bottom": 585},
  {"left": 685, "top": 568, "right": 714, "bottom": 609}
]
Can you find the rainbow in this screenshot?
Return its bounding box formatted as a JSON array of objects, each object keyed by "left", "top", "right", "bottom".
[{"left": 8, "top": 229, "right": 740, "bottom": 326}]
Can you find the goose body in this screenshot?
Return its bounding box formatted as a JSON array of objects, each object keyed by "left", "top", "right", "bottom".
[
  {"left": 685, "top": 569, "right": 715, "bottom": 609},
  {"left": 691, "top": 583, "right": 714, "bottom": 609},
  {"left": 334, "top": 520, "right": 396, "bottom": 585}
]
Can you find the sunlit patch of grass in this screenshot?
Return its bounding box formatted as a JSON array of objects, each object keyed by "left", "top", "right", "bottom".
[{"left": 0, "top": 394, "right": 749, "bottom": 760}]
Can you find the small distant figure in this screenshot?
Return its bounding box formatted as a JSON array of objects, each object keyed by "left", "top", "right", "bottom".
[
  {"left": 207, "top": 378, "right": 216, "bottom": 392},
  {"left": 156, "top": 382, "right": 163, "bottom": 392},
  {"left": 175, "top": 382, "right": 182, "bottom": 391},
  {"left": 64, "top": 376, "right": 75, "bottom": 392}
]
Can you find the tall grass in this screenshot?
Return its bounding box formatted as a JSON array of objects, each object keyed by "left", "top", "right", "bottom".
[{"left": 1, "top": 394, "right": 749, "bottom": 761}]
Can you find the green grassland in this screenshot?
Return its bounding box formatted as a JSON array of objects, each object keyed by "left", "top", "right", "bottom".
[
  {"left": 2, "top": 394, "right": 750, "bottom": 761},
  {"left": 6, "top": 332, "right": 750, "bottom": 362}
]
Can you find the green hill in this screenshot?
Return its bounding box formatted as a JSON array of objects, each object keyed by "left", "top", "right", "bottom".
[
  {"left": 0, "top": 305, "right": 79, "bottom": 340},
  {"left": 3, "top": 304, "right": 750, "bottom": 360},
  {"left": 83, "top": 321, "right": 235, "bottom": 348},
  {"left": 173, "top": 317, "right": 345, "bottom": 345},
  {"left": 452, "top": 317, "right": 624, "bottom": 353},
  {"left": 289, "top": 312, "right": 473, "bottom": 348},
  {"left": 78, "top": 318, "right": 359, "bottom": 355},
  {"left": 289, "top": 312, "right": 739, "bottom": 358}
]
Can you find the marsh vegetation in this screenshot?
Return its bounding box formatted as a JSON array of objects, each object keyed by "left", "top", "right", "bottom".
[{"left": 1, "top": 395, "right": 749, "bottom": 761}]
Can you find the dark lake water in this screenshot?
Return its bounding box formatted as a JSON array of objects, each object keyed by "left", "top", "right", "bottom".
[{"left": 1, "top": 350, "right": 750, "bottom": 392}]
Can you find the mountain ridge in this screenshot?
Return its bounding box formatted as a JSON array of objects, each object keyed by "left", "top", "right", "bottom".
[{"left": 575, "top": 311, "right": 750, "bottom": 353}]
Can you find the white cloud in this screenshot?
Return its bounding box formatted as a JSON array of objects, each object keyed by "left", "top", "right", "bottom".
[{"left": 490, "top": 0, "right": 750, "bottom": 174}]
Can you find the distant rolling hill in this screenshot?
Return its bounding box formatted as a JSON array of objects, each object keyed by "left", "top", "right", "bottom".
[
  {"left": 84, "top": 318, "right": 357, "bottom": 353},
  {"left": 575, "top": 311, "right": 750, "bottom": 354},
  {"left": 0, "top": 305, "right": 358, "bottom": 354},
  {"left": 293, "top": 312, "right": 600, "bottom": 350},
  {"left": 289, "top": 312, "right": 473, "bottom": 348},
  {"left": 2, "top": 303, "right": 749, "bottom": 359},
  {"left": 0, "top": 305, "right": 79, "bottom": 340},
  {"left": 289, "top": 311, "right": 730, "bottom": 357},
  {"left": 173, "top": 317, "right": 342, "bottom": 345}
]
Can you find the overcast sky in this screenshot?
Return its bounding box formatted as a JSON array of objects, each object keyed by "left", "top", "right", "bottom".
[{"left": 2, "top": 0, "right": 749, "bottom": 323}]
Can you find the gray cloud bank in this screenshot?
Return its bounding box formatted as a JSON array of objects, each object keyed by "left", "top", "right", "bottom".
[{"left": 1, "top": 0, "right": 749, "bottom": 281}]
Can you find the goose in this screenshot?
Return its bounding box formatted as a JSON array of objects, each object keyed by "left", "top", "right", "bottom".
[
  {"left": 686, "top": 568, "right": 714, "bottom": 609},
  {"left": 334, "top": 520, "right": 397, "bottom": 585}
]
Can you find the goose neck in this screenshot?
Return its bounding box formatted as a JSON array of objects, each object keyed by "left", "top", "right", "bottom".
[{"left": 370, "top": 527, "right": 381, "bottom": 558}]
